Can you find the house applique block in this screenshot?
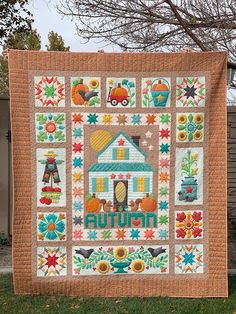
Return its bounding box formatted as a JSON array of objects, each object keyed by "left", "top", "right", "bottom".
[{"left": 89, "top": 131, "right": 154, "bottom": 208}]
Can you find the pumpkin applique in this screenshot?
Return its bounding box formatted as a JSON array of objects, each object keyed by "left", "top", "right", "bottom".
[
  {"left": 151, "top": 79, "right": 169, "bottom": 92},
  {"left": 72, "top": 79, "right": 98, "bottom": 106},
  {"left": 72, "top": 79, "right": 89, "bottom": 106},
  {"left": 85, "top": 193, "right": 101, "bottom": 213},
  {"left": 140, "top": 193, "right": 157, "bottom": 212}
]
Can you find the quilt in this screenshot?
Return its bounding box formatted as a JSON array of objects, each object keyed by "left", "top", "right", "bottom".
[{"left": 9, "top": 50, "right": 228, "bottom": 297}]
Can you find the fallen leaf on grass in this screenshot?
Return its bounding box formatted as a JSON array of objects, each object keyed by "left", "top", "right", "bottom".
[{"left": 70, "top": 303, "right": 80, "bottom": 309}]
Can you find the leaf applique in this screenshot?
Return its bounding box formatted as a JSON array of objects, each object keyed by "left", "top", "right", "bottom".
[
  {"left": 54, "top": 130, "right": 65, "bottom": 141},
  {"left": 36, "top": 114, "right": 47, "bottom": 125},
  {"left": 177, "top": 125, "right": 185, "bottom": 130},
  {"left": 53, "top": 114, "right": 65, "bottom": 124},
  {"left": 37, "top": 131, "right": 48, "bottom": 142},
  {"left": 188, "top": 114, "right": 193, "bottom": 123},
  {"left": 196, "top": 124, "right": 203, "bottom": 130}
]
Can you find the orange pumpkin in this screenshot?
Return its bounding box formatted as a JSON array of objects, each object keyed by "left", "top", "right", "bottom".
[
  {"left": 85, "top": 193, "right": 101, "bottom": 213},
  {"left": 111, "top": 83, "right": 128, "bottom": 98},
  {"left": 152, "top": 80, "right": 169, "bottom": 91},
  {"left": 71, "top": 79, "right": 89, "bottom": 106},
  {"left": 140, "top": 193, "right": 157, "bottom": 212}
]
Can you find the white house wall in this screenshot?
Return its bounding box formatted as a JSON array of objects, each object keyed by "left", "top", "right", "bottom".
[{"left": 97, "top": 140, "right": 145, "bottom": 163}]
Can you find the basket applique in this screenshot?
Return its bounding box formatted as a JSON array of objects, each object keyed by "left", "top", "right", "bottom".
[{"left": 142, "top": 78, "right": 171, "bottom": 108}]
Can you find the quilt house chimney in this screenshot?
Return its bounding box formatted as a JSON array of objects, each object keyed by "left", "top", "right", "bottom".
[{"left": 131, "top": 136, "right": 140, "bottom": 147}]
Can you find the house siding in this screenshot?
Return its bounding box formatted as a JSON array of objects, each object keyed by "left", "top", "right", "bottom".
[{"left": 97, "top": 140, "right": 145, "bottom": 163}]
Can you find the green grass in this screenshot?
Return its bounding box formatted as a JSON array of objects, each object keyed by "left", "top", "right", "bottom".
[{"left": 0, "top": 274, "right": 236, "bottom": 314}]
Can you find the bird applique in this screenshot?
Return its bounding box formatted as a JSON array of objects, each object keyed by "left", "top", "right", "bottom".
[
  {"left": 148, "top": 247, "right": 166, "bottom": 261},
  {"left": 78, "top": 90, "right": 98, "bottom": 102},
  {"left": 75, "top": 248, "right": 94, "bottom": 259}
]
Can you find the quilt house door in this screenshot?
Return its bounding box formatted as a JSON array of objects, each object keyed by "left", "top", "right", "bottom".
[{"left": 113, "top": 180, "right": 128, "bottom": 209}]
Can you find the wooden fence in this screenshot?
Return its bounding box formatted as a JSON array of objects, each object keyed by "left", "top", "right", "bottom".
[{"left": 228, "top": 106, "right": 236, "bottom": 270}]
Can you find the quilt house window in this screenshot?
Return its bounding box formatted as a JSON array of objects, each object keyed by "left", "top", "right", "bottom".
[
  {"left": 133, "top": 177, "right": 150, "bottom": 192},
  {"left": 112, "top": 148, "right": 129, "bottom": 160},
  {"left": 92, "top": 177, "right": 109, "bottom": 193}
]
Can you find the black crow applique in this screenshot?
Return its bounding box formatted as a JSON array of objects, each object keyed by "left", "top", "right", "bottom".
[
  {"left": 148, "top": 247, "right": 166, "bottom": 259},
  {"left": 75, "top": 248, "right": 94, "bottom": 259},
  {"left": 78, "top": 90, "right": 98, "bottom": 102}
]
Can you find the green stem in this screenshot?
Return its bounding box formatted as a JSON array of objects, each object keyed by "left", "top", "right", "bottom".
[
  {"left": 127, "top": 84, "right": 133, "bottom": 106},
  {"left": 148, "top": 85, "right": 151, "bottom": 107},
  {"left": 187, "top": 151, "right": 191, "bottom": 176}
]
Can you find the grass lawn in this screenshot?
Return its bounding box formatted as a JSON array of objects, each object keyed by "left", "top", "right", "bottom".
[{"left": 0, "top": 274, "right": 236, "bottom": 314}]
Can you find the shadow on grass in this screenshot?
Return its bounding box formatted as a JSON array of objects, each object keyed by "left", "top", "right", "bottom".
[{"left": 0, "top": 274, "right": 236, "bottom": 314}]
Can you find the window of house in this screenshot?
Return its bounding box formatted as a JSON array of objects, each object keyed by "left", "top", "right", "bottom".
[
  {"left": 133, "top": 177, "right": 150, "bottom": 192},
  {"left": 92, "top": 177, "right": 109, "bottom": 193},
  {"left": 137, "top": 177, "right": 146, "bottom": 192},
  {"left": 117, "top": 148, "right": 125, "bottom": 160},
  {"left": 112, "top": 148, "right": 129, "bottom": 160}
]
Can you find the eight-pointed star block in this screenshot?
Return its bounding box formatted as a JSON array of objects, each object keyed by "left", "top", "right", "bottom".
[
  {"left": 176, "top": 76, "right": 206, "bottom": 107},
  {"left": 34, "top": 76, "right": 65, "bottom": 107}
]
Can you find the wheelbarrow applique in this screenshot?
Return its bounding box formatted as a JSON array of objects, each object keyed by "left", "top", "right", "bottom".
[{"left": 107, "top": 83, "right": 129, "bottom": 106}]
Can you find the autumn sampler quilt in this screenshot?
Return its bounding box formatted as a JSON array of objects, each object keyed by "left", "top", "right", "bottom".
[{"left": 9, "top": 51, "right": 227, "bottom": 297}]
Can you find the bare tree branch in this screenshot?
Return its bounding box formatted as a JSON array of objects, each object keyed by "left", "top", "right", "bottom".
[
  {"left": 164, "top": 0, "right": 208, "bottom": 51},
  {"left": 57, "top": 0, "right": 236, "bottom": 68}
]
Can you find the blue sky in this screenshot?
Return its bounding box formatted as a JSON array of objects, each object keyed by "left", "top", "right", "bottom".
[{"left": 31, "top": 0, "right": 118, "bottom": 52}]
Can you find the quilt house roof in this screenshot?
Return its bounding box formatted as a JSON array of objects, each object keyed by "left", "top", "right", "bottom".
[{"left": 88, "top": 162, "right": 154, "bottom": 172}]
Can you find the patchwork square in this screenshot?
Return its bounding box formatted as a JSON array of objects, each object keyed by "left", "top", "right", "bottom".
[
  {"left": 71, "top": 77, "right": 101, "bottom": 107},
  {"left": 34, "top": 76, "right": 65, "bottom": 107},
  {"left": 142, "top": 78, "right": 171, "bottom": 107},
  {"left": 176, "top": 113, "right": 204, "bottom": 142},
  {"left": 35, "top": 113, "right": 66, "bottom": 142},
  {"left": 175, "top": 211, "right": 203, "bottom": 239},
  {"left": 106, "top": 78, "right": 136, "bottom": 107},
  {"left": 175, "top": 244, "right": 203, "bottom": 274},
  {"left": 37, "top": 148, "right": 66, "bottom": 207},
  {"left": 37, "top": 247, "right": 67, "bottom": 277},
  {"left": 37, "top": 213, "right": 66, "bottom": 241},
  {"left": 175, "top": 147, "right": 203, "bottom": 205},
  {"left": 176, "top": 76, "right": 205, "bottom": 107}
]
